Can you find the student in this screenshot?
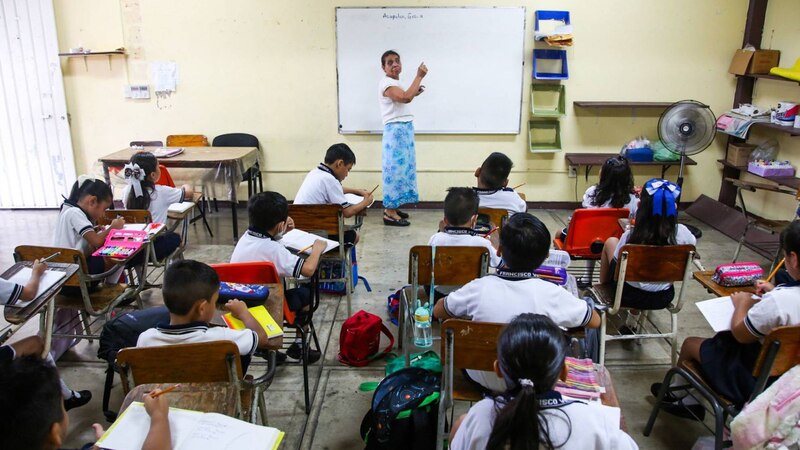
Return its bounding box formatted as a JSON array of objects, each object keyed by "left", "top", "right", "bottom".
[
  {"left": 473, "top": 152, "right": 526, "bottom": 215},
  {"left": 0, "top": 356, "right": 164, "bottom": 450},
  {"left": 582, "top": 155, "right": 638, "bottom": 216},
  {"left": 429, "top": 187, "right": 501, "bottom": 268},
  {"left": 450, "top": 313, "right": 637, "bottom": 450},
  {"left": 294, "top": 143, "right": 374, "bottom": 239},
  {"left": 652, "top": 221, "right": 800, "bottom": 419},
  {"left": 598, "top": 178, "right": 696, "bottom": 311},
  {"left": 136, "top": 260, "right": 269, "bottom": 370},
  {"left": 230, "top": 192, "right": 327, "bottom": 363},
  {"left": 122, "top": 151, "right": 193, "bottom": 261},
  {"left": 433, "top": 213, "right": 600, "bottom": 392},
  {"left": 0, "top": 258, "right": 46, "bottom": 305}
]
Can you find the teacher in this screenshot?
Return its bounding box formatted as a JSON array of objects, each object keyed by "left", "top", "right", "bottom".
[{"left": 379, "top": 50, "right": 427, "bottom": 227}]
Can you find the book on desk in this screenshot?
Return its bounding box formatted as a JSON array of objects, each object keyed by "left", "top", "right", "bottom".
[{"left": 3, "top": 267, "right": 66, "bottom": 307}]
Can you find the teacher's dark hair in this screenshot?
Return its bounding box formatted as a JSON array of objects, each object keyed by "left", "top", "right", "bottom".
[
  {"left": 381, "top": 50, "right": 400, "bottom": 67},
  {"left": 487, "top": 313, "right": 570, "bottom": 450}
]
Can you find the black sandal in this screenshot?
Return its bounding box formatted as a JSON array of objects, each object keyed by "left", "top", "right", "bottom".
[
  {"left": 396, "top": 209, "right": 409, "bottom": 219},
  {"left": 383, "top": 214, "right": 410, "bottom": 227}
]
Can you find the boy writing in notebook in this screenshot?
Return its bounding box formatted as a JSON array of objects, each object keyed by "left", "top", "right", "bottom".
[
  {"left": 231, "top": 191, "right": 326, "bottom": 363},
  {"left": 0, "top": 259, "right": 46, "bottom": 305},
  {"left": 137, "top": 260, "right": 268, "bottom": 370},
  {"left": 473, "top": 152, "right": 526, "bottom": 215},
  {"left": 294, "top": 143, "right": 373, "bottom": 243}
]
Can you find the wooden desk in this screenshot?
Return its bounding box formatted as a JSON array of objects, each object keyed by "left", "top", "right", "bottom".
[
  {"left": 565, "top": 153, "right": 696, "bottom": 181},
  {"left": 99, "top": 147, "right": 260, "bottom": 242},
  {"left": 597, "top": 365, "right": 625, "bottom": 431},
  {"left": 211, "top": 282, "right": 284, "bottom": 351},
  {"left": 693, "top": 271, "right": 758, "bottom": 297},
  {"left": 120, "top": 382, "right": 238, "bottom": 416}
]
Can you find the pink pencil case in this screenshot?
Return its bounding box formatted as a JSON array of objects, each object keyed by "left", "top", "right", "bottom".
[
  {"left": 92, "top": 229, "right": 147, "bottom": 259},
  {"left": 711, "top": 262, "right": 763, "bottom": 287}
]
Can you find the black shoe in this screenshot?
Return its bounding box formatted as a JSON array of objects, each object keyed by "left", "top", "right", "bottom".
[
  {"left": 383, "top": 215, "right": 410, "bottom": 227},
  {"left": 255, "top": 349, "right": 287, "bottom": 366},
  {"left": 396, "top": 210, "right": 409, "bottom": 219},
  {"left": 661, "top": 401, "right": 706, "bottom": 421},
  {"left": 286, "top": 343, "right": 321, "bottom": 364},
  {"left": 650, "top": 382, "right": 684, "bottom": 403},
  {"left": 64, "top": 390, "right": 92, "bottom": 411}
]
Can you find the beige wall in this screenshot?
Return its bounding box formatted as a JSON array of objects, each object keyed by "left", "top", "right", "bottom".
[{"left": 55, "top": 0, "right": 761, "bottom": 205}]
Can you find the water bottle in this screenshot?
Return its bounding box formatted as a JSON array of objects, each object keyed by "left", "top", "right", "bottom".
[{"left": 413, "top": 306, "right": 433, "bottom": 348}]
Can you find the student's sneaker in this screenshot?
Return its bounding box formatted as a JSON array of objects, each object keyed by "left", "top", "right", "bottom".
[
  {"left": 255, "top": 348, "right": 288, "bottom": 366},
  {"left": 64, "top": 390, "right": 92, "bottom": 411},
  {"left": 286, "top": 343, "right": 321, "bottom": 364},
  {"left": 650, "top": 382, "right": 686, "bottom": 403},
  {"left": 660, "top": 400, "right": 706, "bottom": 421}
]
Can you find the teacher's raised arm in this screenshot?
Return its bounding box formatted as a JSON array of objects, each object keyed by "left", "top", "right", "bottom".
[{"left": 378, "top": 50, "right": 427, "bottom": 226}]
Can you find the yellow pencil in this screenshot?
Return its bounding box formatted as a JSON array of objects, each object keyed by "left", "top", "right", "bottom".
[
  {"left": 766, "top": 258, "right": 785, "bottom": 283},
  {"left": 151, "top": 383, "right": 181, "bottom": 398},
  {"left": 368, "top": 185, "right": 380, "bottom": 195},
  {"left": 512, "top": 183, "right": 526, "bottom": 190},
  {"left": 297, "top": 244, "right": 314, "bottom": 254}
]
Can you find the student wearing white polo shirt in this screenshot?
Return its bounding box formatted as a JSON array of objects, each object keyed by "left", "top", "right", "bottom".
[
  {"left": 472, "top": 152, "right": 527, "bottom": 216},
  {"left": 0, "top": 259, "right": 46, "bottom": 305},
  {"left": 433, "top": 213, "right": 600, "bottom": 392}
]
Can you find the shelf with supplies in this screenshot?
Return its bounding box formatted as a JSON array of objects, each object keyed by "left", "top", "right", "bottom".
[
  {"left": 573, "top": 101, "right": 673, "bottom": 110},
  {"left": 58, "top": 50, "right": 126, "bottom": 71},
  {"left": 735, "top": 73, "right": 800, "bottom": 86},
  {"left": 717, "top": 159, "right": 800, "bottom": 190},
  {"left": 750, "top": 122, "right": 800, "bottom": 137}
]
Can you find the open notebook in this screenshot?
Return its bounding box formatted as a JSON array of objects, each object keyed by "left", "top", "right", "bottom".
[
  {"left": 695, "top": 296, "right": 738, "bottom": 332},
  {"left": 97, "top": 402, "right": 284, "bottom": 450},
  {"left": 280, "top": 229, "right": 339, "bottom": 254},
  {"left": 344, "top": 193, "right": 375, "bottom": 208},
  {"left": 4, "top": 268, "right": 66, "bottom": 305}
]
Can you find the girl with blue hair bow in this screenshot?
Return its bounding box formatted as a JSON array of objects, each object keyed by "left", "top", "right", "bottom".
[{"left": 598, "top": 178, "right": 697, "bottom": 310}]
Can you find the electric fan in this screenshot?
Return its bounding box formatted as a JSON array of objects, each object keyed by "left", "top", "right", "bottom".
[{"left": 657, "top": 100, "right": 717, "bottom": 238}]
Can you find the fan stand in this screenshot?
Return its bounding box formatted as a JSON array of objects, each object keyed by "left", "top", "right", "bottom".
[{"left": 674, "top": 153, "right": 703, "bottom": 239}]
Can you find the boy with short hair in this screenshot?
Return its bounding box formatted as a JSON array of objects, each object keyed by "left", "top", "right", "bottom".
[
  {"left": 231, "top": 191, "right": 326, "bottom": 363},
  {"left": 137, "top": 260, "right": 269, "bottom": 369},
  {"left": 429, "top": 187, "right": 501, "bottom": 268},
  {"left": 433, "top": 213, "right": 600, "bottom": 392},
  {"left": 473, "top": 152, "right": 526, "bottom": 215}
]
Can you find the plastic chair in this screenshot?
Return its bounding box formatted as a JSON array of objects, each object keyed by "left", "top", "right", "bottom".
[
  {"left": 587, "top": 244, "right": 696, "bottom": 366},
  {"left": 209, "top": 262, "right": 319, "bottom": 414},
  {"left": 554, "top": 208, "right": 630, "bottom": 285},
  {"left": 645, "top": 325, "right": 800, "bottom": 449},
  {"left": 116, "top": 340, "right": 276, "bottom": 425},
  {"left": 212, "top": 133, "right": 263, "bottom": 198}
]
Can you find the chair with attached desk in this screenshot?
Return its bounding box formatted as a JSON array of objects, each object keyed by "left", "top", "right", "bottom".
[
  {"left": 400, "top": 246, "right": 490, "bottom": 365},
  {"left": 209, "top": 261, "right": 318, "bottom": 414},
  {"left": 588, "top": 244, "right": 696, "bottom": 366},
  {"left": 116, "top": 340, "right": 276, "bottom": 425},
  {"left": 645, "top": 325, "right": 800, "bottom": 450},
  {"left": 14, "top": 245, "right": 143, "bottom": 341}
]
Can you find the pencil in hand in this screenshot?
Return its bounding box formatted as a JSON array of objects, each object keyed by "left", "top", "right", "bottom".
[
  {"left": 368, "top": 185, "right": 379, "bottom": 196},
  {"left": 483, "top": 227, "right": 499, "bottom": 238},
  {"left": 297, "top": 244, "right": 314, "bottom": 254},
  {"left": 765, "top": 258, "right": 785, "bottom": 283},
  {"left": 151, "top": 384, "right": 181, "bottom": 398}
]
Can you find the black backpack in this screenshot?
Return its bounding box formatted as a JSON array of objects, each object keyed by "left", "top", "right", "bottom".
[
  {"left": 360, "top": 367, "right": 442, "bottom": 450},
  {"left": 97, "top": 306, "right": 170, "bottom": 422}
]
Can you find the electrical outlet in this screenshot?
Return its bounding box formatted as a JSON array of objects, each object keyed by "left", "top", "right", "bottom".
[{"left": 568, "top": 166, "right": 577, "bottom": 178}]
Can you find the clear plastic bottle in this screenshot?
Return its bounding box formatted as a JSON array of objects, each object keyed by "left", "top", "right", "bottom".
[{"left": 413, "top": 306, "right": 433, "bottom": 348}]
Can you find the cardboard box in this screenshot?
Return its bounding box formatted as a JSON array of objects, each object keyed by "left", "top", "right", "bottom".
[
  {"left": 728, "top": 49, "right": 781, "bottom": 75},
  {"left": 726, "top": 143, "right": 756, "bottom": 166}
]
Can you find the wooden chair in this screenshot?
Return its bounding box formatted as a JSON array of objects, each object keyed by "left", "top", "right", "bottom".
[
  {"left": 165, "top": 134, "right": 209, "bottom": 147},
  {"left": 400, "top": 246, "right": 490, "bottom": 365},
  {"left": 14, "top": 245, "right": 143, "bottom": 340},
  {"left": 436, "top": 319, "right": 505, "bottom": 450},
  {"left": 288, "top": 204, "right": 353, "bottom": 315},
  {"left": 477, "top": 207, "right": 508, "bottom": 232},
  {"left": 588, "top": 244, "right": 696, "bottom": 366},
  {"left": 645, "top": 325, "right": 800, "bottom": 449},
  {"left": 165, "top": 134, "right": 218, "bottom": 216},
  {"left": 116, "top": 341, "right": 276, "bottom": 425}
]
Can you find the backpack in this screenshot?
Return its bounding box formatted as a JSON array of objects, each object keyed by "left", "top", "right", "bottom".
[
  {"left": 97, "top": 306, "right": 170, "bottom": 422},
  {"left": 360, "top": 367, "right": 442, "bottom": 450},
  {"left": 338, "top": 310, "right": 394, "bottom": 367}
]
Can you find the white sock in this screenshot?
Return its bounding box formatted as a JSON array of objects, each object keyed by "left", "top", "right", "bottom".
[{"left": 60, "top": 380, "right": 73, "bottom": 400}]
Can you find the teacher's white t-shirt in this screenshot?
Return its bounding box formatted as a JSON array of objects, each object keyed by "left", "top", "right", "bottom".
[{"left": 379, "top": 76, "right": 413, "bottom": 125}]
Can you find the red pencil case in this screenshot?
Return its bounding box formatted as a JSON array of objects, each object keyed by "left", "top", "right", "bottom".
[
  {"left": 711, "top": 262, "right": 763, "bottom": 287},
  {"left": 92, "top": 229, "right": 147, "bottom": 259}
]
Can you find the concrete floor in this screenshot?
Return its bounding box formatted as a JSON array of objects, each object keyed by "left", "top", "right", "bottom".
[{"left": 0, "top": 206, "right": 769, "bottom": 449}]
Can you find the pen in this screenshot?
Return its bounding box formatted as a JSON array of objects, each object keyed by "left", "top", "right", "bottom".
[
  {"left": 151, "top": 383, "right": 181, "bottom": 398},
  {"left": 41, "top": 252, "right": 61, "bottom": 263},
  {"left": 765, "top": 258, "right": 785, "bottom": 283},
  {"left": 483, "top": 227, "right": 499, "bottom": 238},
  {"left": 512, "top": 183, "right": 526, "bottom": 190},
  {"left": 368, "top": 185, "right": 380, "bottom": 196}
]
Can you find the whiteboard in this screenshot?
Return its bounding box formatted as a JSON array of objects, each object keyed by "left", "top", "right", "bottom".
[{"left": 336, "top": 7, "right": 526, "bottom": 134}]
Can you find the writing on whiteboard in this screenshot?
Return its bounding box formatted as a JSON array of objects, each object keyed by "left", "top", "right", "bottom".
[{"left": 383, "top": 12, "right": 424, "bottom": 20}]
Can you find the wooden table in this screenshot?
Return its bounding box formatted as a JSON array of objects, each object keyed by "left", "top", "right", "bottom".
[
  {"left": 99, "top": 146, "right": 260, "bottom": 242},
  {"left": 597, "top": 365, "right": 626, "bottom": 431},
  {"left": 212, "top": 282, "right": 284, "bottom": 351},
  {"left": 119, "top": 382, "right": 238, "bottom": 416},
  {"left": 565, "top": 153, "right": 697, "bottom": 181},
  {"left": 693, "top": 270, "right": 758, "bottom": 297},
  {"left": 1, "top": 262, "right": 78, "bottom": 356}
]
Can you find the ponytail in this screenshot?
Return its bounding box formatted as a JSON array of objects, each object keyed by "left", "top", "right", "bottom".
[
  {"left": 67, "top": 176, "right": 113, "bottom": 204},
  {"left": 125, "top": 152, "right": 157, "bottom": 210},
  {"left": 488, "top": 383, "right": 558, "bottom": 450}
]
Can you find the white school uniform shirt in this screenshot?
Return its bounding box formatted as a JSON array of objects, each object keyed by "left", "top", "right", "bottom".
[
  {"left": 53, "top": 201, "right": 95, "bottom": 256},
  {"left": 294, "top": 164, "right": 350, "bottom": 208},
  {"left": 582, "top": 185, "right": 639, "bottom": 218},
  {"left": 744, "top": 283, "right": 800, "bottom": 340},
  {"left": 613, "top": 224, "right": 696, "bottom": 292},
  {"left": 122, "top": 184, "right": 185, "bottom": 224},
  {"left": 443, "top": 273, "right": 594, "bottom": 391},
  {"left": 427, "top": 228, "right": 501, "bottom": 268},
  {"left": 451, "top": 396, "right": 638, "bottom": 450},
  {"left": 0, "top": 279, "right": 23, "bottom": 305},
  {"left": 137, "top": 321, "right": 258, "bottom": 358},
  {"left": 379, "top": 76, "right": 413, "bottom": 125},
  {"left": 474, "top": 188, "right": 527, "bottom": 215},
  {"left": 230, "top": 229, "right": 305, "bottom": 279}
]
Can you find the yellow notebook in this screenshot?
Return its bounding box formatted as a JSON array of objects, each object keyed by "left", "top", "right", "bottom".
[{"left": 222, "top": 305, "right": 283, "bottom": 338}]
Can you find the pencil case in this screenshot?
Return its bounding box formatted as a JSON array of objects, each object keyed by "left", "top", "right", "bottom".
[
  {"left": 534, "top": 265, "right": 568, "bottom": 286},
  {"left": 92, "top": 229, "right": 147, "bottom": 259},
  {"left": 218, "top": 282, "right": 269, "bottom": 307},
  {"left": 711, "top": 262, "right": 763, "bottom": 287}
]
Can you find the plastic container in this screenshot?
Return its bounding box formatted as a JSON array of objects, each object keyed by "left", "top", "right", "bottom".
[
  {"left": 543, "top": 249, "right": 571, "bottom": 269},
  {"left": 413, "top": 307, "right": 433, "bottom": 348}
]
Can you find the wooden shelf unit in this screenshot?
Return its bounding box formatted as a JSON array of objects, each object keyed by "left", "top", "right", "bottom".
[
  {"left": 573, "top": 101, "right": 673, "bottom": 109},
  {"left": 735, "top": 73, "right": 800, "bottom": 86},
  {"left": 751, "top": 121, "right": 800, "bottom": 137},
  {"left": 718, "top": 159, "right": 800, "bottom": 190},
  {"left": 58, "top": 50, "right": 125, "bottom": 71}
]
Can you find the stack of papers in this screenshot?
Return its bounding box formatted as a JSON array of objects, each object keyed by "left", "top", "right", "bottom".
[
  {"left": 695, "top": 296, "right": 736, "bottom": 332},
  {"left": 153, "top": 147, "right": 185, "bottom": 158},
  {"left": 716, "top": 113, "right": 770, "bottom": 139},
  {"left": 123, "top": 223, "right": 165, "bottom": 236}
]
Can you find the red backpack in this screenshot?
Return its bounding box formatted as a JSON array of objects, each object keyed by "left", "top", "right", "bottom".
[{"left": 339, "top": 310, "right": 394, "bottom": 367}]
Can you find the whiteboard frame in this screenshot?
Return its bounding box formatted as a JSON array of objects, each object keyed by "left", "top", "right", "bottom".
[{"left": 335, "top": 6, "right": 527, "bottom": 135}]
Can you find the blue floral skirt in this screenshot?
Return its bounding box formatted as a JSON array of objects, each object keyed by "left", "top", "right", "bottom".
[{"left": 382, "top": 121, "right": 419, "bottom": 209}]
